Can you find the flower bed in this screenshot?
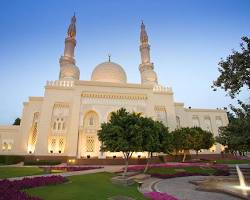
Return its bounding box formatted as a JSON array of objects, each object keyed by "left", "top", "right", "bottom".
[
  {"left": 127, "top": 163, "right": 227, "bottom": 171},
  {"left": 40, "top": 166, "right": 103, "bottom": 172},
  {"left": 0, "top": 175, "right": 67, "bottom": 200},
  {"left": 144, "top": 192, "right": 179, "bottom": 200}
]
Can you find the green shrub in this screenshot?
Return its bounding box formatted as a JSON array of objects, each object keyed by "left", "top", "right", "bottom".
[
  {"left": 24, "top": 160, "right": 61, "bottom": 166},
  {"left": 0, "top": 155, "right": 25, "bottom": 165}
]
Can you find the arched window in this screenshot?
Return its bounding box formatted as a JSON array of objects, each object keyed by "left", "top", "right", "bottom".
[
  {"left": 62, "top": 122, "right": 66, "bottom": 130},
  {"left": 83, "top": 111, "right": 99, "bottom": 128},
  {"left": 7, "top": 143, "right": 12, "bottom": 151},
  {"left": 89, "top": 117, "right": 94, "bottom": 126},
  {"left": 2, "top": 142, "right": 8, "bottom": 151},
  {"left": 86, "top": 136, "right": 94, "bottom": 152},
  {"left": 53, "top": 122, "right": 57, "bottom": 130},
  {"left": 58, "top": 123, "right": 61, "bottom": 130}
]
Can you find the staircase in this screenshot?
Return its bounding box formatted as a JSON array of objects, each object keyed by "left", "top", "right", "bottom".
[{"left": 228, "top": 165, "right": 250, "bottom": 180}]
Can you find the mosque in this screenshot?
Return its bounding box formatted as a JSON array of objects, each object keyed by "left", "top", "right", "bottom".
[{"left": 0, "top": 15, "right": 228, "bottom": 160}]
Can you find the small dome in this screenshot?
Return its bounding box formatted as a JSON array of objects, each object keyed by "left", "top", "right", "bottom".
[{"left": 91, "top": 61, "right": 127, "bottom": 84}]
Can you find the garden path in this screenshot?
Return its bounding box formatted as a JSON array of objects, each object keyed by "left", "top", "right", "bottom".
[{"left": 154, "top": 176, "right": 241, "bottom": 200}]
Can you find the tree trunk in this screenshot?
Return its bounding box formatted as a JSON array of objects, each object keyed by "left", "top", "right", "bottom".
[
  {"left": 123, "top": 158, "right": 129, "bottom": 178},
  {"left": 196, "top": 150, "right": 199, "bottom": 158},
  {"left": 144, "top": 152, "right": 151, "bottom": 173},
  {"left": 182, "top": 151, "right": 186, "bottom": 162}
]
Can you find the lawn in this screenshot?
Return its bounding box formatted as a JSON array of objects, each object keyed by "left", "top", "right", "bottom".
[
  {"left": 26, "top": 172, "right": 146, "bottom": 200},
  {"left": 215, "top": 159, "right": 250, "bottom": 164},
  {"left": 147, "top": 166, "right": 216, "bottom": 175},
  {"left": 0, "top": 167, "right": 45, "bottom": 179}
]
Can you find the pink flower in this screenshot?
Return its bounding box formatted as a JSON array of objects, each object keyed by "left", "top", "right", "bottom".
[
  {"left": 144, "top": 192, "right": 179, "bottom": 200},
  {"left": 0, "top": 175, "right": 68, "bottom": 200}
]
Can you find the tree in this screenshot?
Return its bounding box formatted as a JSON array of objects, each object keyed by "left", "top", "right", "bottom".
[
  {"left": 98, "top": 108, "right": 143, "bottom": 177},
  {"left": 212, "top": 36, "right": 250, "bottom": 156},
  {"left": 13, "top": 118, "right": 21, "bottom": 125},
  {"left": 216, "top": 103, "right": 250, "bottom": 156},
  {"left": 140, "top": 118, "right": 173, "bottom": 173},
  {"left": 191, "top": 127, "right": 215, "bottom": 157},
  {"left": 171, "top": 128, "right": 193, "bottom": 162},
  {"left": 212, "top": 36, "right": 250, "bottom": 98}
]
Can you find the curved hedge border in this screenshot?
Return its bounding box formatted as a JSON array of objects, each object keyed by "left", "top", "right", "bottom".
[
  {"left": 40, "top": 166, "right": 103, "bottom": 172},
  {"left": 0, "top": 155, "right": 25, "bottom": 165},
  {"left": 24, "top": 160, "right": 61, "bottom": 166}
]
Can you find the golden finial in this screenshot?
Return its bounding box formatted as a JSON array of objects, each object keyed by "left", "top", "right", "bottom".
[{"left": 67, "top": 13, "right": 76, "bottom": 38}]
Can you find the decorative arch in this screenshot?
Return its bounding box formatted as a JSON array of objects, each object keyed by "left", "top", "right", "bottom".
[
  {"left": 81, "top": 110, "right": 100, "bottom": 156},
  {"left": 48, "top": 103, "right": 69, "bottom": 154},
  {"left": 27, "top": 112, "right": 39, "bottom": 153},
  {"left": 204, "top": 116, "right": 212, "bottom": 132},
  {"left": 192, "top": 116, "right": 200, "bottom": 127},
  {"left": 83, "top": 111, "right": 99, "bottom": 129}
]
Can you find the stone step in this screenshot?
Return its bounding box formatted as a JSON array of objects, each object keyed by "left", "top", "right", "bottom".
[
  {"left": 229, "top": 171, "right": 250, "bottom": 174},
  {"left": 229, "top": 169, "right": 250, "bottom": 172},
  {"left": 230, "top": 173, "right": 250, "bottom": 175}
]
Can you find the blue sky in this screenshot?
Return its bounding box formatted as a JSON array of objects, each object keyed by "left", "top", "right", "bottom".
[{"left": 0, "top": 0, "right": 249, "bottom": 124}]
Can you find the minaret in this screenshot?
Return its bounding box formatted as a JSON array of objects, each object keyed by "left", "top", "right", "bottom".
[
  {"left": 59, "top": 14, "right": 80, "bottom": 80},
  {"left": 139, "top": 22, "right": 158, "bottom": 85}
]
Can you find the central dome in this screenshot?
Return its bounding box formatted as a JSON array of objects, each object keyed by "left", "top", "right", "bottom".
[{"left": 91, "top": 61, "right": 127, "bottom": 84}]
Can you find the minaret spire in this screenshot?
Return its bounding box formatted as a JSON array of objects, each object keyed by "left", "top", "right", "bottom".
[
  {"left": 140, "top": 21, "right": 148, "bottom": 45},
  {"left": 59, "top": 14, "right": 80, "bottom": 80},
  {"left": 139, "top": 21, "right": 158, "bottom": 85}
]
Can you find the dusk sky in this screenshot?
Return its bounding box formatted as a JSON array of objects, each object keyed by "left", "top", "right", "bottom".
[{"left": 0, "top": 0, "right": 249, "bottom": 124}]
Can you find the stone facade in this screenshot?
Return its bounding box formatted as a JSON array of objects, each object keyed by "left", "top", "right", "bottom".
[{"left": 0, "top": 16, "right": 228, "bottom": 159}]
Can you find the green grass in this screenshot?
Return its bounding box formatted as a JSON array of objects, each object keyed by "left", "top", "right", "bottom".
[
  {"left": 147, "top": 166, "right": 216, "bottom": 175},
  {"left": 26, "top": 172, "right": 146, "bottom": 200},
  {"left": 215, "top": 159, "right": 250, "bottom": 164},
  {"left": 0, "top": 167, "right": 44, "bottom": 179}
]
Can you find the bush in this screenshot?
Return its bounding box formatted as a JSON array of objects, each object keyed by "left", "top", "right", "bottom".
[
  {"left": 24, "top": 160, "right": 61, "bottom": 166},
  {"left": 0, "top": 155, "right": 25, "bottom": 165}
]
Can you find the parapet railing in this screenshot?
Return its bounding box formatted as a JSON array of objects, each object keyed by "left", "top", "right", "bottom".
[
  {"left": 46, "top": 80, "right": 74, "bottom": 87},
  {"left": 153, "top": 84, "right": 172, "bottom": 93}
]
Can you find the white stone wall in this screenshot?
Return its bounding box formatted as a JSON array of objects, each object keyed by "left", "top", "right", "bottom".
[
  {"left": 0, "top": 80, "right": 229, "bottom": 157},
  {"left": 174, "top": 103, "right": 228, "bottom": 154},
  {"left": 0, "top": 125, "right": 21, "bottom": 154}
]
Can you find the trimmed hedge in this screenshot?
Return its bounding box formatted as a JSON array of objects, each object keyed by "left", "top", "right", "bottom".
[
  {"left": 24, "top": 160, "right": 61, "bottom": 166},
  {"left": 0, "top": 155, "right": 25, "bottom": 165}
]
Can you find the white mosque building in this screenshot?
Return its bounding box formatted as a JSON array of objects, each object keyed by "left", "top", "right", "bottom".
[{"left": 0, "top": 15, "right": 228, "bottom": 159}]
